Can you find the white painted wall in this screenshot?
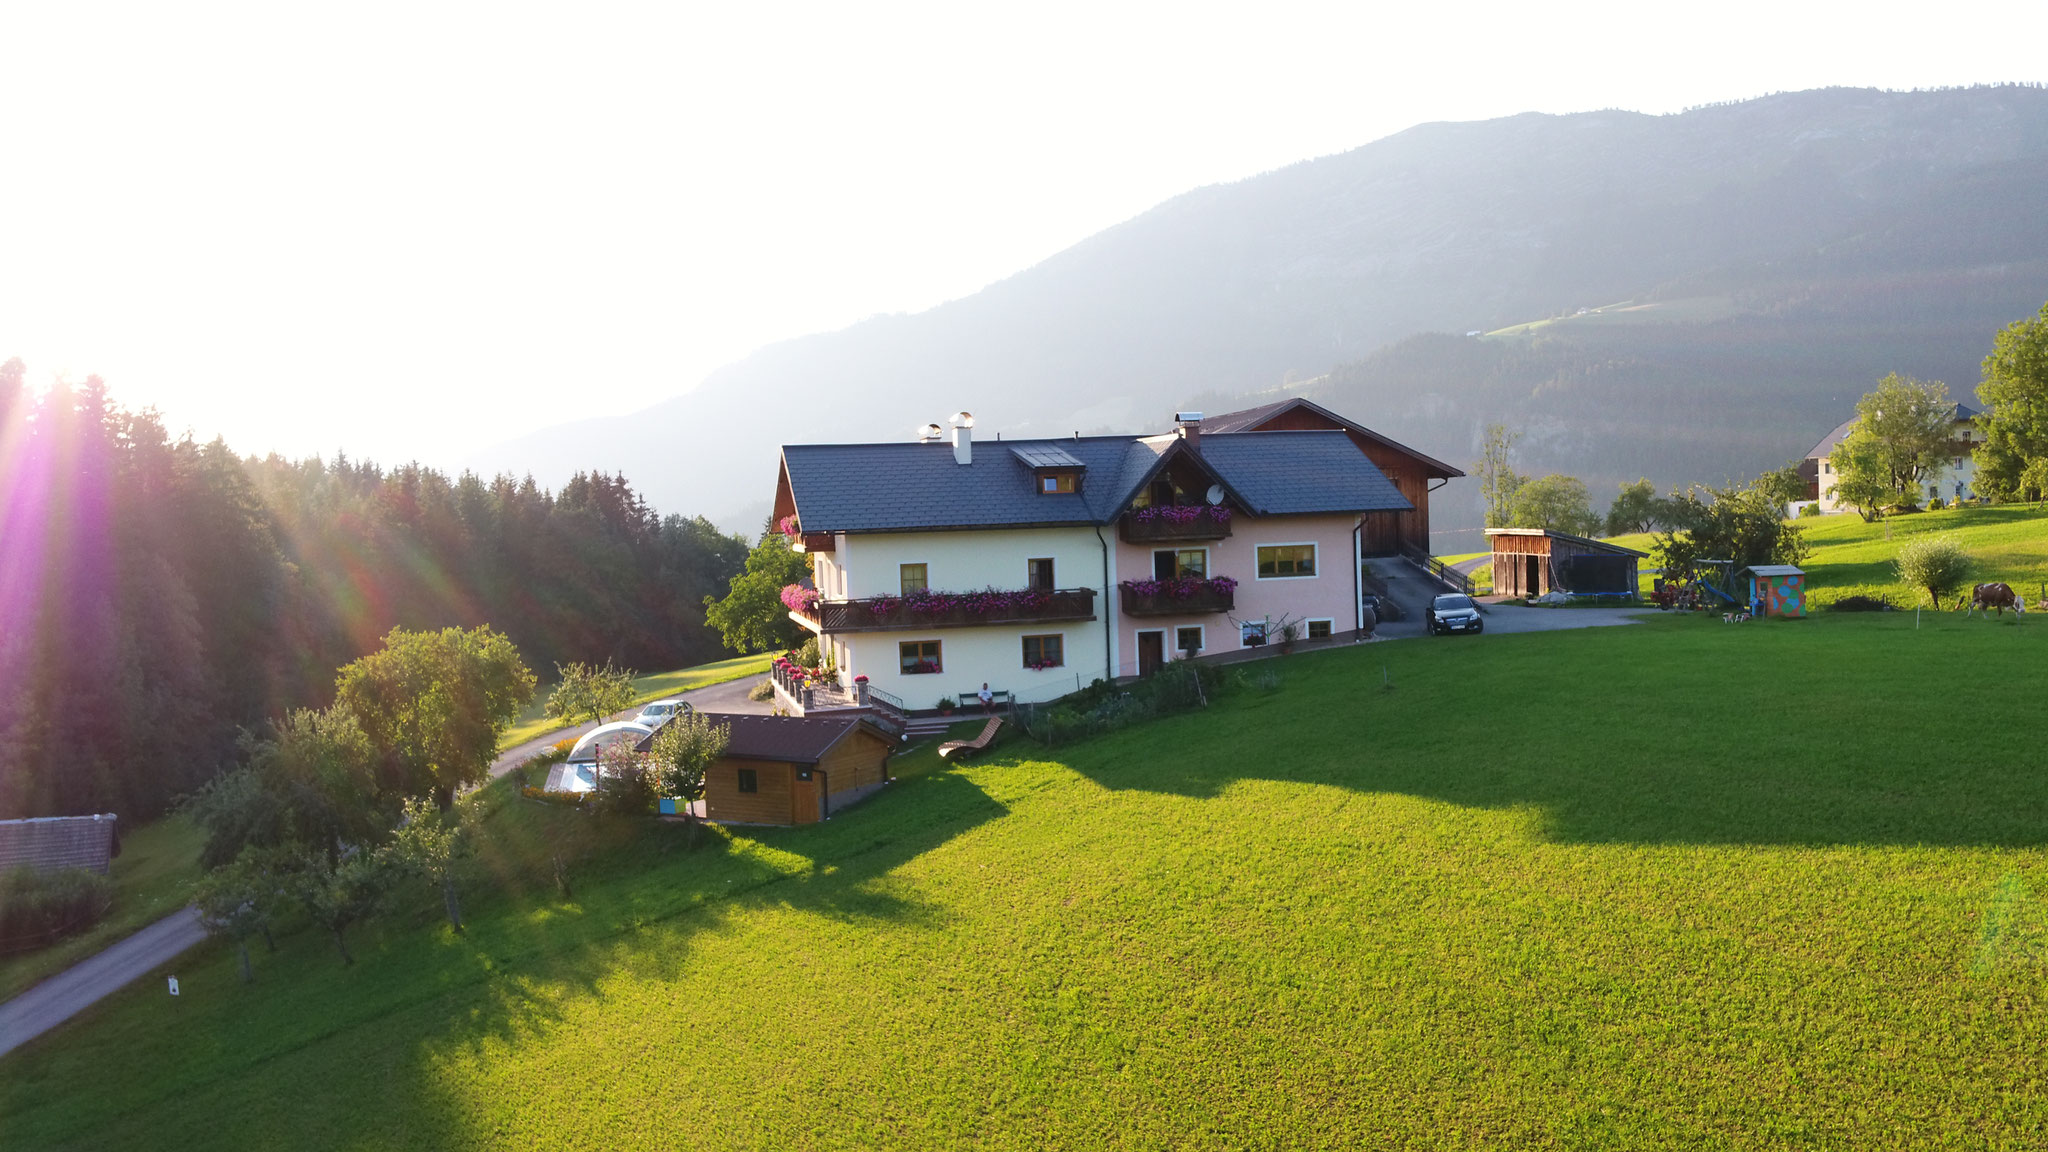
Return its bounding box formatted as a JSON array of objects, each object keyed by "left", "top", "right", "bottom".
[
  {"left": 825, "top": 525, "right": 1114, "bottom": 708},
  {"left": 839, "top": 526, "right": 1107, "bottom": 598},
  {"left": 841, "top": 622, "right": 1106, "bottom": 709}
]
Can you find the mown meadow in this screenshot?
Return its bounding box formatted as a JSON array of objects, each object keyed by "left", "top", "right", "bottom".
[{"left": 4, "top": 611, "right": 2046, "bottom": 1149}]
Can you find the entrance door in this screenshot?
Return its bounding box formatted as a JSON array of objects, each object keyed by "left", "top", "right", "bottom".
[
  {"left": 1524, "top": 555, "right": 1541, "bottom": 596},
  {"left": 792, "top": 767, "right": 821, "bottom": 824},
  {"left": 1137, "top": 630, "right": 1165, "bottom": 677}
]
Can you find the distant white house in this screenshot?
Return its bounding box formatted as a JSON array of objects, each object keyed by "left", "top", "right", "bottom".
[{"left": 1802, "top": 403, "right": 1981, "bottom": 512}]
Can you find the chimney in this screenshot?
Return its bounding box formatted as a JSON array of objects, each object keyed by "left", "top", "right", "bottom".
[
  {"left": 950, "top": 411, "right": 975, "bottom": 465},
  {"left": 1175, "top": 411, "right": 1204, "bottom": 453}
]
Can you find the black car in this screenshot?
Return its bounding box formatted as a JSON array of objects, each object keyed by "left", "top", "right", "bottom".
[{"left": 1427, "top": 593, "right": 1483, "bottom": 635}]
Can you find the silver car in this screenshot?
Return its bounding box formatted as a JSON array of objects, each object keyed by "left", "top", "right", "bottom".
[{"left": 633, "top": 699, "right": 695, "bottom": 727}]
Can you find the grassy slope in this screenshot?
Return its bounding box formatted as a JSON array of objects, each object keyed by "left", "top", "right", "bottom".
[
  {"left": 7, "top": 615, "right": 2048, "bottom": 1149},
  {"left": 0, "top": 818, "right": 204, "bottom": 1001},
  {"left": 1602, "top": 504, "right": 2048, "bottom": 606},
  {"left": 497, "top": 653, "right": 774, "bottom": 750}
]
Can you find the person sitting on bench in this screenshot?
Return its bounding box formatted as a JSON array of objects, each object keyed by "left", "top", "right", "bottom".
[{"left": 977, "top": 682, "right": 995, "bottom": 713}]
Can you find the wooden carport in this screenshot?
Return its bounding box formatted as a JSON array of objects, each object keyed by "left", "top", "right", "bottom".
[{"left": 1485, "top": 529, "right": 1646, "bottom": 599}]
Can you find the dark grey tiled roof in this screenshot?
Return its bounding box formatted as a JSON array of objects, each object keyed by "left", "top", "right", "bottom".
[
  {"left": 782, "top": 426, "right": 1409, "bottom": 533},
  {"left": 0, "top": 815, "right": 119, "bottom": 875},
  {"left": 691, "top": 714, "right": 894, "bottom": 764},
  {"left": 1201, "top": 397, "right": 1466, "bottom": 478},
  {"left": 1804, "top": 418, "right": 1858, "bottom": 461},
  {"left": 782, "top": 437, "right": 1138, "bottom": 534},
  {"left": 1198, "top": 432, "right": 1412, "bottom": 515}
]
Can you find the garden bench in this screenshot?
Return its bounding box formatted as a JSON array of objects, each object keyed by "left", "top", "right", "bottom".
[
  {"left": 938, "top": 718, "right": 1004, "bottom": 761},
  {"left": 957, "top": 688, "right": 1013, "bottom": 713}
]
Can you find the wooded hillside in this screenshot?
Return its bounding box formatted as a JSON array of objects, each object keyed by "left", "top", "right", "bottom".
[{"left": 0, "top": 363, "right": 747, "bottom": 821}]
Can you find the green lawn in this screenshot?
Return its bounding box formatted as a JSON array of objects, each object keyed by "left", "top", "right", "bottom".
[
  {"left": 1600, "top": 504, "right": 2048, "bottom": 607},
  {"left": 0, "top": 817, "right": 204, "bottom": 1001},
  {"left": 7, "top": 615, "right": 2048, "bottom": 1148},
  {"left": 497, "top": 652, "right": 775, "bottom": 750}
]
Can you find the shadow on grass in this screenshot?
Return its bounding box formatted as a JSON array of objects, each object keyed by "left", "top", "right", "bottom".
[
  {"left": 0, "top": 763, "right": 1009, "bottom": 1151},
  {"left": 1059, "top": 612, "right": 2048, "bottom": 847}
]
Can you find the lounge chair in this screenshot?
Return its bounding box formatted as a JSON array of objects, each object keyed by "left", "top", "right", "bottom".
[{"left": 937, "top": 717, "right": 1003, "bottom": 760}]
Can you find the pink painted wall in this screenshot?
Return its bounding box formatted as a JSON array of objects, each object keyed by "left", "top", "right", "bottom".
[{"left": 1113, "top": 512, "right": 1360, "bottom": 677}]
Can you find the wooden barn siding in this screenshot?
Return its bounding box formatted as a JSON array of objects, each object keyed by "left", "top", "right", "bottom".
[
  {"left": 706, "top": 759, "right": 797, "bottom": 825},
  {"left": 1241, "top": 408, "right": 1433, "bottom": 551},
  {"left": 819, "top": 733, "right": 892, "bottom": 814},
  {"left": 1491, "top": 534, "right": 1550, "bottom": 597},
  {"left": 1490, "top": 535, "right": 1638, "bottom": 596}
]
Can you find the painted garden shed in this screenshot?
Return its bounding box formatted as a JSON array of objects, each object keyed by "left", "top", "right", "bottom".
[
  {"left": 1485, "top": 529, "right": 1647, "bottom": 599},
  {"left": 1740, "top": 565, "right": 1807, "bottom": 618},
  {"left": 698, "top": 714, "right": 897, "bottom": 826}
]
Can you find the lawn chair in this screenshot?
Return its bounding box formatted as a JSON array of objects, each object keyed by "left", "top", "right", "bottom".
[{"left": 937, "top": 717, "right": 1003, "bottom": 761}]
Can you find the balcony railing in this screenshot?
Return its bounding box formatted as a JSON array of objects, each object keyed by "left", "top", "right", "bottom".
[
  {"left": 1118, "top": 506, "right": 1234, "bottom": 544},
  {"left": 1118, "top": 577, "right": 1237, "bottom": 617},
  {"left": 791, "top": 587, "right": 1098, "bottom": 633}
]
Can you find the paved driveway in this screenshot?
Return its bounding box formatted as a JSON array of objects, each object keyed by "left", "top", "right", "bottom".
[
  {"left": 489, "top": 673, "right": 774, "bottom": 779},
  {"left": 0, "top": 907, "right": 207, "bottom": 1059}
]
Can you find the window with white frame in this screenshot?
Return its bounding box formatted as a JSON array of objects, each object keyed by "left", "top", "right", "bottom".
[
  {"left": 1307, "top": 619, "right": 1333, "bottom": 640},
  {"left": 1240, "top": 620, "right": 1268, "bottom": 647},
  {"left": 1256, "top": 544, "right": 1317, "bottom": 579}
]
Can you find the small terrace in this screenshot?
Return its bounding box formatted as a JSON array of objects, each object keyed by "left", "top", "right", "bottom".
[
  {"left": 1118, "top": 576, "right": 1237, "bottom": 617},
  {"left": 1118, "top": 504, "right": 1234, "bottom": 545}
]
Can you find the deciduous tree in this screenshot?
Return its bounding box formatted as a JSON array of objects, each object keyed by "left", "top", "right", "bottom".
[
  {"left": 704, "top": 526, "right": 811, "bottom": 654},
  {"left": 335, "top": 626, "right": 535, "bottom": 809},
  {"left": 1506, "top": 474, "right": 1601, "bottom": 536},
  {"left": 193, "top": 854, "right": 283, "bottom": 984},
  {"left": 546, "top": 660, "right": 638, "bottom": 730},
  {"left": 1604, "top": 479, "right": 1665, "bottom": 536},
  {"left": 1894, "top": 534, "right": 1974, "bottom": 610},
  {"left": 1827, "top": 427, "right": 1894, "bottom": 523},
  {"left": 648, "top": 712, "right": 730, "bottom": 832},
  {"left": 1475, "top": 423, "right": 1525, "bottom": 529},
  {"left": 1849, "top": 373, "right": 1955, "bottom": 507},
  {"left": 383, "top": 796, "right": 474, "bottom": 933},
  {"left": 1974, "top": 301, "right": 2048, "bottom": 501}
]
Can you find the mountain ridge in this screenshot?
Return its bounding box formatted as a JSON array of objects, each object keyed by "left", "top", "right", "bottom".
[{"left": 465, "top": 85, "right": 2048, "bottom": 544}]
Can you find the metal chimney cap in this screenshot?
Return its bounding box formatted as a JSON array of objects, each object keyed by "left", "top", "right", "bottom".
[
  {"left": 1174, "top": 411, "right": 1204, "bottom": 423},
  {"left": 950, "top": 411, "right": 975, "bottom": 428}
]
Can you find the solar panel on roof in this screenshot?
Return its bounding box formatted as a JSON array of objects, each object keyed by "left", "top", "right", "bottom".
[{"left": 1009, "top": 445, "right": 1087, "bottom": 469}]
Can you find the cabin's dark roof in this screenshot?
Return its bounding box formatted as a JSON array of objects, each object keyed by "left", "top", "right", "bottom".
[
  {"left": 1009, "top": 444, "right": 1087, "bottom": 470},
  {"left": 780, "top": 424, "right": 1411, "bottom": 534},
  {"left": 687, "top": 714, "right": 894, "bottom": 764},
  {"left": 0, "top": 814, "right": 120, "bottom": 875},
  {"left": 1200, "top": 397, "right": 1466, "bottom": 478}
]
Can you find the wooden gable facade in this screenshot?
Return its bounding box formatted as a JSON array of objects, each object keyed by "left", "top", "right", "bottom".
[{"left": 1204, "top": 399, "right": 1462, "bottom": 555}]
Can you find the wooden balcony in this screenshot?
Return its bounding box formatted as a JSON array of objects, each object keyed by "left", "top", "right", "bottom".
[
  {"left": 1119, "top": 582, "right": 1235, "bottom": 617},
  {"left": 1118, "top": 508, "right": 1233, "bottom": 544},
  {"left": 793, "top": 588, "right": 1097, "bottom": 633}
]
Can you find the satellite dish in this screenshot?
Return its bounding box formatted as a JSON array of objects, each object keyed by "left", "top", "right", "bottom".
[{"left": 1205, "top": 485, "right": 1225, "bottom": 506}]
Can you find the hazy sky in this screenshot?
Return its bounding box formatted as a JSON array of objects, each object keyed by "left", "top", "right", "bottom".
[{"left": 3, "top": 1, "right": 2044, "bottom": 469}]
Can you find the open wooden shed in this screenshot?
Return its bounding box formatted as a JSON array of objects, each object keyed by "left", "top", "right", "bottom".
[
  {"left": 696, "top": 714, "right": 896, "bottom": 826},
  {"left": 1740, "top": 565, "right": 1807, "bottom": 618},
  {"left": 1485, "top": 529, "right": 1647, "bottom": 599}
]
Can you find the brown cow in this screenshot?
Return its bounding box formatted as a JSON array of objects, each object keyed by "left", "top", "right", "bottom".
[{"left": 1968, "top": 582, "right": 2026, "bottom": 617}]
